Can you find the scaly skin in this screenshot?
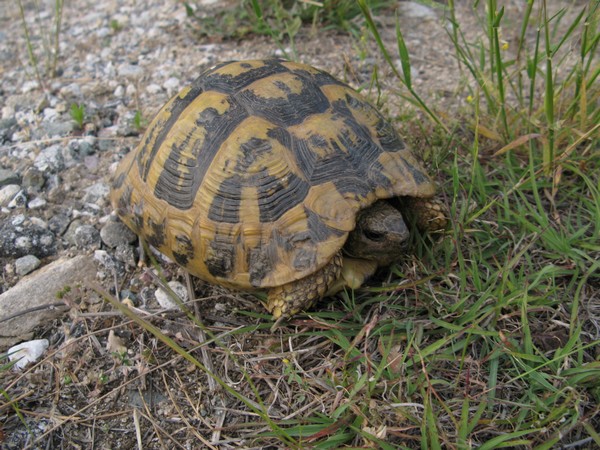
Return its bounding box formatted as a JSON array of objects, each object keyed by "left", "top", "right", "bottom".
[
  {"left": 401, "top": 197, "right": 448, "bottom": 233},
  {"left": 267, "top": 251, "right": 343, "bottom": 323}
]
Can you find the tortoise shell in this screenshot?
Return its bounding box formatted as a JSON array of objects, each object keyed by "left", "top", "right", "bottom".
[{"left": 110, "top": 59, "right": 435, "bottom": 291}]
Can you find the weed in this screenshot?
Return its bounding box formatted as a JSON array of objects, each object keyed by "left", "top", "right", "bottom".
[
  {"left": 70, "top": 103, "right": 85, "bottom": 129},
  {"left": 17, "top": 0, "right": 64, "bottom": 87}
]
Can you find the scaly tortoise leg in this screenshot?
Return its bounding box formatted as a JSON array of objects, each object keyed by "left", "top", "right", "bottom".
[
  {"left": 267, "top": 251, "right": 343, "bottom": 329},
  {"left": 400, "top": 197, "right": 448, "bottom": 233}
]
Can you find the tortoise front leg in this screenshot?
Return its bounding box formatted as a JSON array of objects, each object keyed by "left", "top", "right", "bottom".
[{"left": 267, "top": 251, "right": 343, "bottom": 328}]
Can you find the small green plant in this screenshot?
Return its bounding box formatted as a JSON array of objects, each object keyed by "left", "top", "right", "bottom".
[
  {"left": 133, "top": 110, "right": 144, "bottom": 131},
  {"left": 70, "top": 103, "right": 85, "bottom": 129},
  {"left": 55, "top": 285, "right": 72, "bottom": 299},
  {"left": 109, "top": 19, "right": 122, "bottom": 32},
  {"left": 17, "top": 0, "right": 64, "bottom": 87}
]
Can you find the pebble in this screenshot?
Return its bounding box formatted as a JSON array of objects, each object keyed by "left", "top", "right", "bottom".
[
  {"left": 8, "top": 339, "right": 49, "bottom": 370},
  {"left": 0, "top": 184, "right": 21, "bottom": 206},
  {"left": 48, "top": 213, "right": 71, "bottom": 236},
  {"left": 21, "top": 167, "right": 46, "bottom": 192},
  {"left": 114, "top": 243, "right": 137, "bottom": 267},
  {"left": 100, "top": 221, "right": 137, "bottom": 248},
  {"left": 27, "top": 197, "right": 47, "bottom": 209},
  {"left": 34, "top": 144, "right": 65, "bottom": 172},
  {"left": 0, "top": 169, "right": 20, "bottom": 187},
  {"left": 41, "top": 120, "right": 76, "bottom": 138},
  {"left": 398, "top": 2, "right": 437, "bottom": 19},
  {"left": 68, "top": 137, "right": 97, "bottom": 159},
  {"left": 155, "top": 280, "right": 188, "bottom": 310},
  {"left": 14, "top": 254, "right": 41, "bottom": 276},
  {"left": 0, "top": 218, "right": 56, "bottom": 258},
  {"left": 8, "top": 190, "right": 27, "bottom": 209},
  {"left": 118, "top": 63, "right": 144, "bottom": 78},
  {"left": 146, "top": 83, "right": 162, "bottom": 94},
  {"left": 74, "top": 224, "right": 101, "bottom": 250},
  {"left": 94, "top": 249, "right": 116, "bottom": 269},
  {"left": 82, "top": 182, "right": 110, "bottom": 204},
  {"left": 163, "top": 77, "right": 180, "bottom": 94}
]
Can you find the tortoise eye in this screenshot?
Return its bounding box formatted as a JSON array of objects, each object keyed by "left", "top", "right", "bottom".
[{"left": 364, "top": 230, "right": 385, "bottom": 242}]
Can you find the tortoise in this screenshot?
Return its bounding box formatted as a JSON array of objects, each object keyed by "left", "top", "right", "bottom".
[{"left": 110, "top": 59, "right": 446, "bottom": 324}]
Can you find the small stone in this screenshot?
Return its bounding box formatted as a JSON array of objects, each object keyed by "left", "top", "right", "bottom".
[
  {"left": 83, "top": 155, "right": 100, "bottom": 171},
  {"left": 163, "top": 77, "right": 180, "bottom": 95},
  {"left": 34, "top": 145, "right": 65, "bottom": 172},
  {"left": 8, "top": 190, "right": 27, "bottom": 209},
  {"left": 8, "top": 339, "right": 49, "bottom": 370},
  {"left": 146, "top": 84, "right": 162, "bottom": 94},
  {"left": 29, "top": 217, "right": 48, "bottom": 229},
  {"left": 82, "top": 182, "right": 110, "bottom": 204},
  {"left": 27, "top": 197, "right": 47, "bottom": 209},
  {"left": 43, "top": 107, "right": 59, "bottom": 121},
  {"left": 14, "top": 255, "right": 41, "bottom": 276},
  {"left": 41, "top": 120, "right": 76, "bottom": 138},
  {"left": 398, "top": 2, "right": 437, "bottom": 19},
  {"left": 0, "top": 117, "right": 17, "bottom": 132},
  {"left": 60, "top": 82, "right": 82, "bottom": 98},
  {"left": 125, "top": 83, "right": 137, "bottom": 97},
  {"left": 155, "top": 281, "right": 188, "bottom": 310},
  {"left": 114, "top": 85, "right": 125, "bottom": 97},
  {"left": 74, "top": 224, "right": 101, "bottom": 250},
  {"left": 48, "top": 213, "right": 71, "bottom": 236},
  {"left": 21, "top": 167, "right": 46, "bottom": 192},
  {"left": 0, "top": 217, "right": 56, "bottom": 258},
  {"left": 118, "top": 63, "right": 144, "bottom": 79},
  {"left": 0, "top": 184, "right": 20, "bottom": 206},
  {"left": 100, "top": 221, "right": 137, "bottom": 248},
  {"left": 114, "top": 243, "right": 137, "bottom": 267},
  {"left": 94, "top": 249, "right": 115, "bottom": 269},
  {"left": 22, "top": 80, "right": 39, "bottom": 93},
  {"left": 68, "top": 137, "right": 96, "bottom": 159},
  {"left": 0, "top": 168, "right": 20, "bottom": 187}
]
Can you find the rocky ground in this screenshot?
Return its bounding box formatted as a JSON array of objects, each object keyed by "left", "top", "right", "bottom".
[{"left": 0, "top": 0, "right": 590, "bottom": 448}]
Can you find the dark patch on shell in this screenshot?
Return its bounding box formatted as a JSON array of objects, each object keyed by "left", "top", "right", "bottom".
[
  {"left": 205, "top": 239, "right": 236, "bottom": 278},
  {"left": 173, "top": 234, "right": 195, "bottom": 266}
]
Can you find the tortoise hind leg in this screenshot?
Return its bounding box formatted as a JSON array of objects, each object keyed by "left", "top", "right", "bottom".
[{"left": 267, "top": 251, "right": 343, "bottom": 327}]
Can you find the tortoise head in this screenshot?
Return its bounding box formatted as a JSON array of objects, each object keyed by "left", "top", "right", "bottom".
[{"left": 343, "top": 200, "right": 409, "bottom": 266}]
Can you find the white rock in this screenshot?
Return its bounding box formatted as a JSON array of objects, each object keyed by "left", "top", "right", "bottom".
[
  {"left": 8, "top": 339, "right": 49, "bottom": 370},
  {"left": 27, "top": 197, "right": 47, "bottom": 209},
  {"left": 0, "top": 184, "right": 20, "bottom": 206},
  {"left": 22, "top": 81, "right": 39, "bottom": 93},
  {"left": 126, "top": 83, "right": 137, "bottom": 96},
  {"left": 163, "top": 77, "right": 180, "bottom": 95},
  {"left": 146, "top": 83, "right": 162, "bottom": 94},
  {"left": 398, "top": 2, "right": 437, "bottom": 19},
  {"left": 43, "top": 107, "right": 59, "bottom": 121},
  {"left": 155, "top": 281, "right": 188, "bottom": 310},
  {"left": 118, "top": 63, "right": 144, "bottom": 79}
]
